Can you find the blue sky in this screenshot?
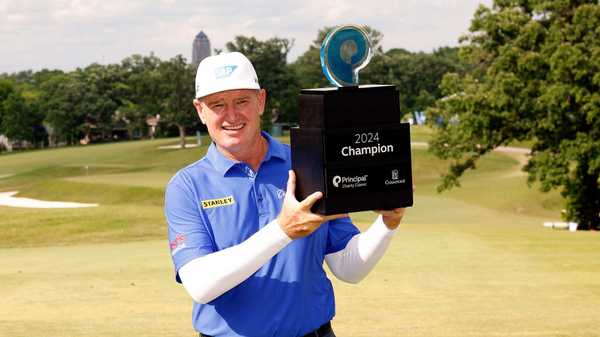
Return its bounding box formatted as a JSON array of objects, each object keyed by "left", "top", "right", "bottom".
[{"left": 0, "top": 0, "right": 492, "bottom": 73}]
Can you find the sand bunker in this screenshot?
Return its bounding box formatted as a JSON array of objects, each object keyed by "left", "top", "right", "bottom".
[
  {"left": 0, "top": 191, "right": 98, "bottom": 209},
  {"left": 157, "top": 144, "right": 200, "bottom": 149}
]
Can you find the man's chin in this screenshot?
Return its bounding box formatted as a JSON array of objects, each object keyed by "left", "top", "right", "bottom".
[
  {"left": 221, "top": 134, "right": 244, "bottom": 145},
  {"left": 216, "top": 138, "right": 245, "bottom": 154}
]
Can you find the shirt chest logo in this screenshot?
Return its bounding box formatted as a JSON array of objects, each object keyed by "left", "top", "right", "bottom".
[{"left": 201, "top": 196, "right": 235, "bottom": 209}]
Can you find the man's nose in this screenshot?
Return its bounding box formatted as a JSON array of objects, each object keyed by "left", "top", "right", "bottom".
[{"left": 223, "top": 103, "right": 239, "bottom": 120}]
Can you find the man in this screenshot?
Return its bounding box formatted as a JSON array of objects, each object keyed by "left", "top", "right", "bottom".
[{"left": 165, "top": 52, "right": 405, "bottom": 337}]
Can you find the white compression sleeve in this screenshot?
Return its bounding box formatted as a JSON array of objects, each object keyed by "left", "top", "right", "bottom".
[
  {"left": 178, "top": 220, "right": 292, "bottom": 304},
  {"left": 325, "top": 215, "right": 397, "bottom": 284}
]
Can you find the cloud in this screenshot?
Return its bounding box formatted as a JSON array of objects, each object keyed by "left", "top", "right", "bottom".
[
  {"left": 0, "top": 0, "right": 492, "bottom": 73},
  {"left": 50, "top": 0, "right": 142, "bottom": 22}
]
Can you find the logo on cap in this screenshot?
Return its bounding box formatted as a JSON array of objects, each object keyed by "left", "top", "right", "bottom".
[{"left": 215, "top": 65, "right": 238, "bottom": 79}]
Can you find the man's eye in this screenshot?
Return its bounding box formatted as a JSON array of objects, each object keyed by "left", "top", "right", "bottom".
[
  {"left": 236, "top": 100, "right": 248, "bottom": 105},
  {"left": 211, "top": 103, "right": 224, "bottom": 109}
]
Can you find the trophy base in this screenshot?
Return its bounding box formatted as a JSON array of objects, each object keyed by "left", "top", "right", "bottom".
[{"left": 291, "top": 124, "right": 413, "bottom": 215}]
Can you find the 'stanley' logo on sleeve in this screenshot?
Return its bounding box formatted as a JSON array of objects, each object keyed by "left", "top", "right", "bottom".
[{"left": 201, "top": 196, "right": 235, "bottom": 209}]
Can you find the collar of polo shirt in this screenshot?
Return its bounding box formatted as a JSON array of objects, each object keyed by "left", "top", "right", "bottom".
[{"left": 206, "top": 131, "right": 287, "bottom": 176}]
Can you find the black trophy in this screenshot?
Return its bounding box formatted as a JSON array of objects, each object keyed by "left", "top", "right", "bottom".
[{"left": 290, "top": 25, "right": 414, "bottom": 215}]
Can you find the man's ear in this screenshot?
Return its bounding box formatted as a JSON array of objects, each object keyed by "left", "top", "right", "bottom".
[
  {"left": 257, "top": 89, "right": 267, "bottom": 116},
  {"left": 193, "top": 99, "right": 206, "bottom": 124}
]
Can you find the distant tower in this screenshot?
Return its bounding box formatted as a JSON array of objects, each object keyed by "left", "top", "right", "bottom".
[{"left": 192, "top": 31, "right": 211, "bottom": 67}]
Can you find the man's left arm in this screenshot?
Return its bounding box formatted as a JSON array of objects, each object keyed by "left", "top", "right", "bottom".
[{"left": 325, "top": 209, "right": 405, "bottom": 284}]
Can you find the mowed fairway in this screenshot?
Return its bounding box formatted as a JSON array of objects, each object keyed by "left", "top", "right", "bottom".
[{"left": 1, "top": 129, "right": 599, "bottom": 337}]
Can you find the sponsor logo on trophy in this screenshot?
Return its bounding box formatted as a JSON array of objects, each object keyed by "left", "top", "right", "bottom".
[{"left": 333, "top": 176, "right": 341, "bottom": 188}]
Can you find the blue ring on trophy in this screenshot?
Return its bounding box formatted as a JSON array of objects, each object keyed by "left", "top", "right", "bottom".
[{"left": 320, "top": 25, "right": 373, "bottom": 87}]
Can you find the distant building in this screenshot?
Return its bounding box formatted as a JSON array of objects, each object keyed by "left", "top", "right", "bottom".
[{"left": 192, "top": 31, "right": 211, "bottom": 67}]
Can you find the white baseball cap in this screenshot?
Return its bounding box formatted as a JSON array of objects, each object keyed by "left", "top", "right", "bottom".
[{"left": 195, "top": 52, "right": 260, "bottom": 98}]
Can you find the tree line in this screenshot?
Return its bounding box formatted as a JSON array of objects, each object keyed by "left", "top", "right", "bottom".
[
  {"left": 0, "top": 54, "right": 198, "bottom": 149},
  {"left": 3, "top": 8, "right": 596, "bottom": 229},
  {"left": 0, "top": 26, "right": 469, "bottom": 151}
]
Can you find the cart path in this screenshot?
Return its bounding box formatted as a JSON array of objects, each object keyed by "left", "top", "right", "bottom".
[{"left": 411, "top": 141, "right": 530, "bottom": 177}]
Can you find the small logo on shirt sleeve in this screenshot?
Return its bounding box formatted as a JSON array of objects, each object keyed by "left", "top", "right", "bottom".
[
  {"left": 201, "top": 196, "right": 235, "bottom": 209},
  {"left": 169, "top": 234, "right": 186, "bottom": 256}
]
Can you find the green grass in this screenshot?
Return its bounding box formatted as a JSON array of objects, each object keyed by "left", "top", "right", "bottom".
[
  {"left": 410, "top": 125, "right": 435, "bottom": 143},
  {"left": 1, "top": 219, "right": 599, "bottom": 337},
  {"left": 1, "top": 136, "right": 598, "bottom": 337},
  {"left": 333, "top": 215, "right": 600, "bottom": 337},
  {"left": 0, "top": 137, "right": 207, "bottom": 247},
  {"left": 0, "top": 135, "right": 561, "bottom": 248},
  {"left": 410, "top": 125, "right": 536, "bottom": 149}
]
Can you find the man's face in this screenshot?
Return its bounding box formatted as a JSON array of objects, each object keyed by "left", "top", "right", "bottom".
[{"left": 194, "top": 89, "right": 266, "bottom": 157}]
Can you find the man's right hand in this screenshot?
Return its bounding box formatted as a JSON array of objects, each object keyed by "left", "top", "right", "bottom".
[{"left": 277, "top": 170, "right": 348, "bottom": 240}]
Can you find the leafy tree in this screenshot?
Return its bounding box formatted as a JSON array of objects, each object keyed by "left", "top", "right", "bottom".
[
  {"left": 226, "top": 36, "right": 299, "bottom": 127},
  {"left": 40, "top": 65, "right": 125, "bottom": 144},
  {"left": 5, "top": 70, "right": 35, "bottom": 86},
  {"left": 158, "top": 55, "right": 197, "bottom": 148},
  {"left": 77, "top": 63, "right": 127, "bottom": 141},
  {"left": 32, "top": 69, "right": 66, "bottom": 86},
  {"left": 40, "top": 73, "right": 87, "bottom": 145},
  {"left": 4, "top": 70, "right": 62, "bottom": 147},
  {"left": 0, "top": 79, "right": 14, "bottom": 99},
  {"left": 0, "top": 79, "right": 16, "bottom": 130},
  {"left": 362, "top": 48, "right": 466, "bottom": 114},
  {"left": 120, "top": 54, "right": 163, "bottom": 138},
  {"left": 427, "top": 0, "right": 600, "bottom": 230},
  {"left": 1, "top": 92, "right": 44, "bottom": 145}
]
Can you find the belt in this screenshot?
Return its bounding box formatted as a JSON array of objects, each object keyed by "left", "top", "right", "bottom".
[
  {"left": 301, "top": 322, "right": 332, "bottom": 337},
  {"left": 199, "top": 321, "right": 332, "bottom": 337}
]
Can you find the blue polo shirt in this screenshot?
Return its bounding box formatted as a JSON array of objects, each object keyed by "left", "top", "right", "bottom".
[{"left": 165, "top": 132, "right": 360, "bottom": 337}]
